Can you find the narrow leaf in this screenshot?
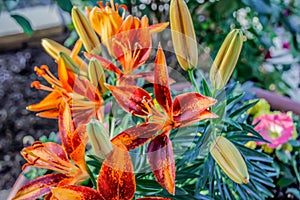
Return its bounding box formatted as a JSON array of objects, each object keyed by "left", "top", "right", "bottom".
[{"left": 11, "top": 14, "right": 34, "bottom": 35}]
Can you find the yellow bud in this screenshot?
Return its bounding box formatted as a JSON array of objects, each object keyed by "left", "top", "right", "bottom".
[
  {"left": 59, "top": 52, "right": 87, "bottom": 77},
  {"left": 41, "top": 38, "right": 71, "bottom": 61},
  {"left": 210, "top": 29, "right": 245, "bottom": 90},
  {"left": 170, "top": 0, "right": 198, "bottom": 71},
  {"left": 88, "top": 58, "right": 106, "bottom": 94},
  {"left": 210, "top": 136, "right": 249, "bottom": 184},
  {"left": 72, "top": 7, "right": 101, "bottom": 54},
  {"left": 86, "top": 119, "right": 113, "bottom": 159}
]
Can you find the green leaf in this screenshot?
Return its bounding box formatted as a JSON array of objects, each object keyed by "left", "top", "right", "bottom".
[
  {"left": 10, "top": 14, "right": 34, "bottom": 35},
  {"left": 201, "top": 78, "right": 212, "bottom": 97},
  {"left": 229, "top": 100, "right": 258, "bottom": 118},
  {"left": 55, "top": 0, "right": 73, "bottom": 13},
  {"left": 275, "top": 149, "right": 289, "bottom": 163},
  {"left": 224, "top": 118, "right": 242, "bottom": 130},
  {"left": 277, "top": 176, "right": 294, "bottom": 188}
]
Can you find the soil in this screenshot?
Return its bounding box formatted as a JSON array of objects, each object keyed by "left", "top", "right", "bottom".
[{"left": 0, "top": 47, "right": 58, "bottom": 191}]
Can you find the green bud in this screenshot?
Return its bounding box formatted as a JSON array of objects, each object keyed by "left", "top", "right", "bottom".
[
  {"left": 210, "top": 136, "right": 249, "bottom": 184},
  {"left": 210, "top": 29, "right": 245, "bottom": 90},
  {"left": 88, "top": 58, "right": 106, "bottom": 94},
  {"left": 86, "top": 119, "right": 112, "bottom": 159},
  {"left": 72, "top": 7, "right": 101, "bottom": 54}
]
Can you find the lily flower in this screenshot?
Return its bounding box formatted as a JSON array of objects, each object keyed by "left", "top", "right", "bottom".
[
  {"left": 106, "top": 45, "right": 218, "bottom": 194},
  {"left": 27, "top": 51, "right": 104, "bottom": 125},
  {"left": 89, "top": 1, "right": 126, "bottom": 51},
  {"left": 86, "top": 2, "right": 169, "bottom": 85},
  {"left": 13, "top": 105, "right": 89, "bottom": 199}
]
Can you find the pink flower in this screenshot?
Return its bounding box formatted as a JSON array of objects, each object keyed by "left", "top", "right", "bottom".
[{"left": 253, "top": 113, "right": 294, "bottom": 148}]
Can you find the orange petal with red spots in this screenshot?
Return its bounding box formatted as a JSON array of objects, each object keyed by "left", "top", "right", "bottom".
[
  {"left": 58, "top": 103, "right": 75, "bottom": 155},
  {"left": 52, "top": 185, "right": 104, "bottom": 200},
  {"left": 154, "top": 45, "right": 172, "bottom": 116},
  {"left": 112, "top": 122, "right": 162, "bottom": 150},
  {"left": 172, "top": 92, "right": 217, "bottom": 127},
  {"left": 147, "top": 129, "right": 175, "bottom": 195},
  {"left": 105, "top": 84, "right": 153, "bottom": 117},
  {"left": 13, "top": 174, "right": 67, "bottom": 200},
  {"left": 98, "top": 146, "right": 135, "bottom": 200}
]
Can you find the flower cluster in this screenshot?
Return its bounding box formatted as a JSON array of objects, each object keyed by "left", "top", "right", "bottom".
[
  {"left": 12, "top": 0, "right": 248, "bottom": 199},
  {"left": 247, "top": 99, "right": 298, "bottom": 154}
]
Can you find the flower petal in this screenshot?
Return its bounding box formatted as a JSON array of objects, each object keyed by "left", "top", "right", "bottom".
[
  {"left": 84, "top": 52, "right": 123, "bottom": 75},
  {"left": 59, "top": 103, "right": 75, "bottom": 155},
  {"left": 172, "top": 92, "right": 217, "bottom": 127},
  {"left": 149, "top": 22, "right": 169, "bottom": 34},
  {"left": 112, "top": 122, "right": 162, "bottom": 150},
  {"left": 154, "top": 45, "right": 172, "bottom": 116},
  {"left": 26, "top": 91, "right": 61, "bottom": 112},
  {"left": 105, "top": 84, "right": 153, "bottom": 117},
  {"left": 21, "top": 142, "right": 73, "bottom": 174},
  {"left": 147, "top": 129, "right": 175, "bottom": 195},
  {"left": 13, "top": 174, "right": 67, "bottom": 200},
  {"left": 52, "top": 185, "right": 104, "bottom": 200},
  {"left": 98, "top": 146, "right": 135, "bottom": 200}
]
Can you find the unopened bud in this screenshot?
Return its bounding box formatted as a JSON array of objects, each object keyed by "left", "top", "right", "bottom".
[
  {"left": 72, "top": 7, "right": 101, "bottom": 54},
  {"left": 170, "top": 0, "right": 198, "bottom": 71},
  {"left": 59, "top": 52, "right": 86, "bottom": 77},
  {"left": 86, "top": 119, "right": 112, "bottom": 159},
  {"left": 210, "top": 29, "right": 245, "bottom": 90},
  {"left": 88, "top": 58, "right": 106, "bottom": 94},
  {"left": 210, "top": 136, "right": 249, "bottom": 184},
  {"left": 41, "top": 38, "right": 71, "bottom": 61}
]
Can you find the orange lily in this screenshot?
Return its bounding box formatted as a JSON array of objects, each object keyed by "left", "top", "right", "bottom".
[
  {"left": 13, "top": 103, "right": 89, "bottom": 200},
  {"left": 27, "top": 41, "right": 103, "bottom": 125},
  {"left": 106, "top": 45, "right": 218, "bottom": 194},
  {"left": 89, "top": 1, "right": 126, "bottom": 51},
  {"left": 50, "top": 144, "right": 169, "bottom": 200},
  {"left": 86, "top": 1, "right": 169, "bottom": 85}
]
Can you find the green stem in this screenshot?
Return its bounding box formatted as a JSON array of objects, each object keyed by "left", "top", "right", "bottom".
[
  {"left": 188, "top": 69, "right": 200, "bottom": 93},
  {"left": 86, "top": 164, "right": 97, "bottom": 189}
]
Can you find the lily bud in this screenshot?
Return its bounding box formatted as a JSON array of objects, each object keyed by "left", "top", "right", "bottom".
[
  {"left": 170, "top": 0, "right": 198, "bottom": 71},
  {"left": 59, "top": 52, "right": 86, "bottom": 77},
  {"left": 72, "top": 7, "right": 101, "bottom": 54},
  {"left": 210, "top": 29, "right": 244, "bottom": 90},
  {"left": 41, "top": 38, "right": 71, "bottom": 61},
  {"left": 86, "top": 119, "right": 113, "bottom": 159},
  {"left": 210, "top": 136, "right": 249, "bottom": 184},
  {"left": 88, "top": 58, "right": 106, "bottom": 94}
]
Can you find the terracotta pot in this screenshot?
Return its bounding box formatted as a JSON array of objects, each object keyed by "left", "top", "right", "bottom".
[{"left": 251, "top": 87, "right": 300, "bottom": 116}]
